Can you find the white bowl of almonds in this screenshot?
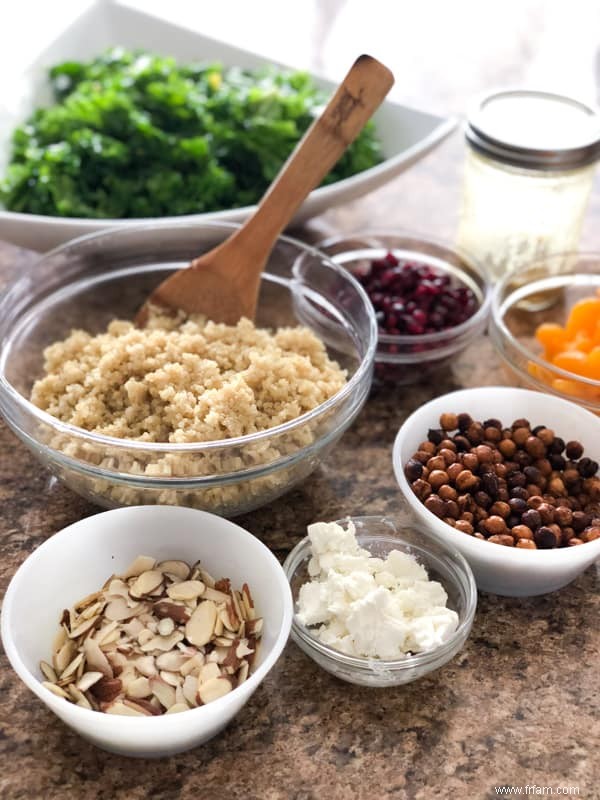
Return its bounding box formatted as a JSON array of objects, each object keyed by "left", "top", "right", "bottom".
[{"left": 0, "top": 505, "right": 292, "bottom": 757}]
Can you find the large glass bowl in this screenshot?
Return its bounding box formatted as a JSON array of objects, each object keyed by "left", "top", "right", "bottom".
[
  {"left": 0, "top": 222, "right": 376, "bottom": 516},
  {"left": 490, "top": 252, "right": 600, "bottom": 413}
]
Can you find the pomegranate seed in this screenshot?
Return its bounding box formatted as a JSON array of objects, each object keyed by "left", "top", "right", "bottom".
[{"left": 356, "top": 251, "right": 478, "bottom": 338}]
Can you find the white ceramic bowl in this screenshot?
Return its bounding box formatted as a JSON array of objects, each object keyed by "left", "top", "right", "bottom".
[
  {"left": 393, "top": 387, "right": 600, "bottom": 597},
  {"left": 0, "top": 506, "right": 293, "bottom": 757}
]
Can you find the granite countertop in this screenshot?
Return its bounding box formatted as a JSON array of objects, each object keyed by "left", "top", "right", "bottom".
[
  {"left": 1, "top": 225, "right": 598, "bottom": 799},
  {"left": 2, "top": 22, "right": 600, "bottom": 798}
]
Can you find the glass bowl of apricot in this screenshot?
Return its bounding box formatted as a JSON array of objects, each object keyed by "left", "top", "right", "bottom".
[{"left": 490, "top": 253, "right": 600, "bottom": 414}]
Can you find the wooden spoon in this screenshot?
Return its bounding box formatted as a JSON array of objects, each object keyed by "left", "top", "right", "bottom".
[{"left": 136, "top": 54, "right": 394, "bottom": 326}]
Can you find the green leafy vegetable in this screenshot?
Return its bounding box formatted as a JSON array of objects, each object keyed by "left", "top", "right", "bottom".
[{"left": 0, "top": 48, "right": 383, "bottom": 218}]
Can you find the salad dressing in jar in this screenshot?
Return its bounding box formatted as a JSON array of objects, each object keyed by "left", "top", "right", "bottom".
[{"left": 457, "top": 89, "right": 600, "bottom": 281}]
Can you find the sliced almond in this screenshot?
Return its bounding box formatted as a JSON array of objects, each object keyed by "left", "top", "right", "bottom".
[
  {"left": 206, "top": 646, "right": 229, "bottom": 665},
  {"left": 160, "top": 670, "right": 181, "bottom": 688},
  {"left": 135, "top": 655, "right": 157, "bottom": 677},
  {"left": 118, "top": 666, "right": 139, "bottom": 693},
  {"left": 230, "top": 590, "right": 244, "bottom": 624},
  {"left": 166, "top": 580, "right": 205, "bottom": 602},
  {"left": 137, "top": 629, "right": 155, "bottom": 647},
  {"left": 80, "top": 600, "right": 105, "bottom": 621},
  {"left": 106, "top": 651, "right": 128, "bottom": 675},
  {"left": 121, "top": 555, "right": 156, "bottom": 579},
  {"left": 213, "top": 614, "right": 224, "bottom": 637},
  {"left": 222, "top": 640, "right": 241, "bottom": 671},
  {"left": 194, "top": 564, "right": 216, "bottom": 588},
  {"left": 236, "top": 639, "right": 255, "bottom": 659},
  {"left": 105, "top": 701, "right": 145, "bottom": 716},
  {"left": 242, "top": 584, "right": 255, "bottom": 621},
  {"left": 129, "top": 570, "right": 163, "bottom": 599},
  {"left": 125, "top": 697, "right": 162, "bottom": 716},
  {"left": 246, "top": 617, "right": 263, "bottom": 637},
  {"left": 165, "top": 703, "right": 189, "bottom": 714},
  {"left": 214, "top": 578, "right": 231, "bottom": 594},
  {"left": 83, "top": 637, "right": 113, "bottom": 677},
  {"left": 202, "top": 587, "right": 230, "bottom": 603},
  {"left": 53, "top": 639, "right": 76, "bottom": 675},
  {"left": 185, "top": 600, "right": 217, "bottom": 647},
  {"left": 182, "top": 675, "right": 199, "bottom": 706},
  {"left": 218, "top": 605, "right": 233, "bottom": 633},
  {"left": 180, "top": 653, "right": 205, "bottom": 677},
  {"left": 90, "top": 677, "right": 122, "bottom": 702},
  {"left": 42, "top": 681, "right": 69, "bottom": 699},
  {"left": 155, "top": 651, "right": 188, "bottom": 672},
  {"left": 214, "top": 636, "right": 236, "bottom": 647},
  {"left": 94, "top": 620, "right": 120, "bottom": 645},
  {"left": 59, "top": 651, "right": 85, "bottom": 681},
  {"left": 105, "top": 597, "right": 143, "bottom": 622},
  {"left": 121, "top": 618, "right": 145, "bottom": 638},
  {"left": 149, "top": 677, "right": 176, "bottom": 710},
  {"left": 40, "top": 661, "right": 57, "bottom": 683},
  {"left": 157, "top": 617, "right": 175, "bottom": 637},
  {"left": 106, "top": 578, "right": 130, "bottom": 599},
  {"left": 125, "top": 676, "right": 152, "bottom": 699},
  {"left": 153, "top": 600, "right": 190, "bottom": 623},
  {"left": 237, "top": 661, "right": 250, "bottom": 686},
  {"left": 175, "top": 685, "right": 187, "bottom": 707},
  {"left": 157, "top": 560, "right": 191, "bottom": 581},
  {"left": 140, "top": 631, "right": 184, "bottom": 653},
  {"left": 67, "top": 684, "right": 92, "bottom": 709},
  {"left": 198, "top": 662, "right": 222, "bottom": 685},
  {"left": 198, "top": 676, "right": 232, "bottom": 705},
  {"left": 246, "top": 636, "right": 257, "bottom": 668},
  {"left": 68, "top": 615, "right": 99, "bottom": 640},
  {"left": 76, "top": 671, "right": 104, "bottom": 692}
]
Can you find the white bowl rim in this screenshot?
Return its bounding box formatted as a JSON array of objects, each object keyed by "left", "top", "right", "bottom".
[
  {"left": 282, "top": 514, "right": 477, "bottom": 669},
  {"left": 0, "top": 220, "right": 377, "bottom": 454},
  {"left": 393, "top": 385, "right": 600, "bottom": 563},
  {"left": 0, "top": 505, "right": 293, "bottom": 724}
]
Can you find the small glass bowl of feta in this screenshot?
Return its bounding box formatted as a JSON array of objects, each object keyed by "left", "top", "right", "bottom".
[{"left": 282, "top": 516, "right": 477, "bottom": 687}]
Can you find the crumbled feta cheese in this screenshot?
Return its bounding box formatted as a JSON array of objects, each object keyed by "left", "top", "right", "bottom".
[{"left": 296, "top": 520, "right": 459, "bottom": 659}]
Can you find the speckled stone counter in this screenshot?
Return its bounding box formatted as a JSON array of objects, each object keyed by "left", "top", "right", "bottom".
[{"left": 0, "top": 219, "right": 599, "bottom": 800}]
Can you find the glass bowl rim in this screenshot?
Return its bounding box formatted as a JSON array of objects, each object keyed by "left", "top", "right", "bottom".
[
  {"left": 491, "top": 250, "right": 600, "bottom": 390},
  {"left": 282, "top": 514, "right": 477, "bottom": 671},
  {"left": 315, "top": 227, "right": 493, "bottom": 346},
  {"left": 0, "top": 220, "right": 378, "bottom": 454}
]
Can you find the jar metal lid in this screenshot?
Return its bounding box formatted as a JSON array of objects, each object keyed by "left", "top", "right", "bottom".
[{"left": 465, "top": 88, "right": 600, "bottom": 170}]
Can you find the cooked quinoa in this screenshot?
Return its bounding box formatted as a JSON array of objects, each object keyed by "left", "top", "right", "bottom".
[{"left": 30, "top": 312, "right": 347, "bottom": 443}]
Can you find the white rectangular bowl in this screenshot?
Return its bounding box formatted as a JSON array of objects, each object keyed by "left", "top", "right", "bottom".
[{"left": 0, "top": 0, "right": 455, "bottom": 251}]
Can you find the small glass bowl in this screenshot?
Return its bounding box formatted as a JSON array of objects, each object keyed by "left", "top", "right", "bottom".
[
  {"left": 282, "top": 515, "right": 477, "bottom": 687},
  {"left": 316, "top": 231, "right": 492, "bottom": 385},
  {"left": 490, "top": 252, "right": 600, "bottom": 414}
]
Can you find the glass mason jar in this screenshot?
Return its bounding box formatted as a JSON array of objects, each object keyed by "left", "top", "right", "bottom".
[{"left": 457, "top": 89, "right": 600, "bottom": 281}]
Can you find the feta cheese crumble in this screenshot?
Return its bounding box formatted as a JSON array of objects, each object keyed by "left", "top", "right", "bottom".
[{"left": 296, "top": 520, "right": 459, "bottom": 659}]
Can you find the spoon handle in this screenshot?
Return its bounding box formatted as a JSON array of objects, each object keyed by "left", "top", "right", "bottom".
[{"left": 233, "top": 54, "right": 394, "bottom": 249}]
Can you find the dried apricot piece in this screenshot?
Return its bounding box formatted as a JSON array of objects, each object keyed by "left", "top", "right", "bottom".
[
  {"left": 535, "top": 323, "right": 568, "bottom": 357},
  {"left": 553, "top": 350, "right": 588, "bottom": 375},
  {"left": 565, "top": 298, "right": 600, "bottom": 337}
]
